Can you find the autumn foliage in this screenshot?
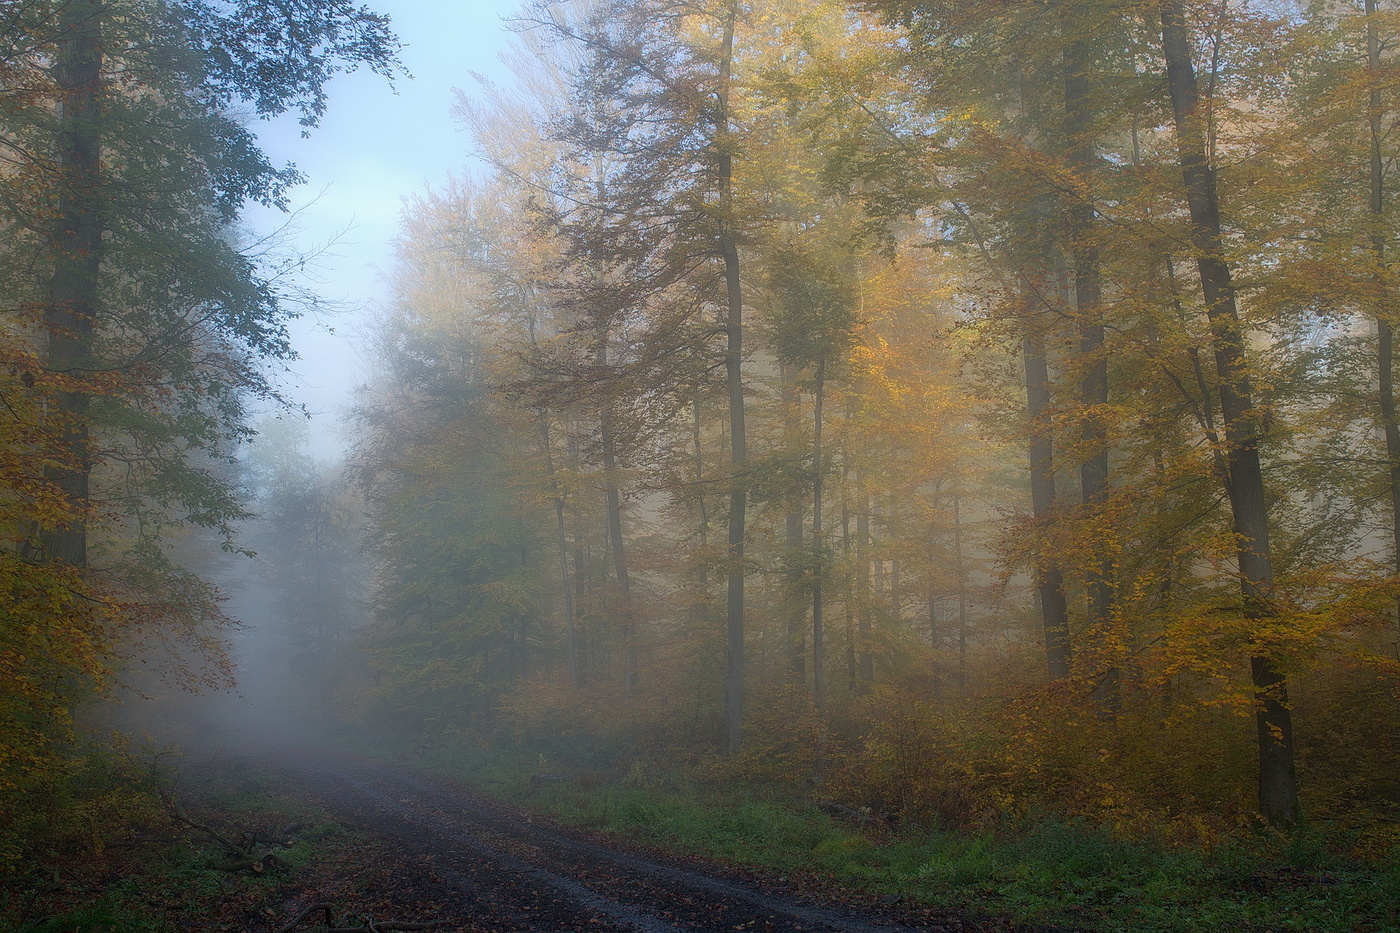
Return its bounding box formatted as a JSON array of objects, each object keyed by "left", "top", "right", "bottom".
[{"left": 324, "top": 0, "right": 1400, "bottom": 853}]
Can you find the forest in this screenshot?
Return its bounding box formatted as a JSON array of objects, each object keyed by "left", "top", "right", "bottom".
[{"left": 4, "top": 0, "right": 1400, "bottom": 930}]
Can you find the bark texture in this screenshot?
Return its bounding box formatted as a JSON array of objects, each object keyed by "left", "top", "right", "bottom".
[{"left": 1160, "top": 0, "right": 1297, "bottom": 829}]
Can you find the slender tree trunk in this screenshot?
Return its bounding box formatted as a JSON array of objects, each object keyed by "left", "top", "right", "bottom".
[
  {"left": 811, "top": 361, "right": 827, "bottom": 779},
  {"left": 855, "top": 487, "right": 874, "bottom": 689},
  {"left": 1023, "top": 320, "right": 1071, "bottom": 679},
  {"left": 873, "top": 501, "right": 886, "bottom": 605},
  {"left": 1065, "top": 27, "right": 1114, "bottom": 643},
  {"left": 1366, "top": 0, "right": 1400, "bottom": 621},
  {"left": 953, "top": 490, "right": 968, "bottom": 697},
  {"left": 692, "top": 397, "right": 711, "bottom": 602},
  {"left": 43, "top": 0, "right": 104, "bottom": 568},
  {"left": 568, "top": 435, "right": 590, "bottom": 686},
  {"left": 600, "top": 402, "right": 635, "bottom": 694},
  {"left": 1160, "top": 1, "right": 1297, "bottom": 829},
  {"left": 785, "top": 507, "right": 806, "bottom": 678},
  {"left": 928, "top": 572, "right": 941, "bottom": 700},
  {"left": 889, "top": 503, "right": 901, "bottom": 622},
  {"left": 516, "top": 510, "right": 531, "bottom": 676},
  {"left": 782, "top": 364, "right": 806, "bottom": 679},
  {"left": 1066, "top": 29, "right": 1118, "bottom": 710},
  {"left": 540, "top": 419, "right": 581, "bottom": 689},
  {"left": 717, "top": 7, "right": 747, "bottom": 754}
]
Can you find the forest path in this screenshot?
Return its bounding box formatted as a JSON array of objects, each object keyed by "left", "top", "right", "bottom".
[{"left": 280, "top": 755, "right": 1033, "bottom": 933}]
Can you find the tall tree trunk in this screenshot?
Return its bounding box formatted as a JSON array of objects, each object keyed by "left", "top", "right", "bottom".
[
  {"left": 1160, "top": 1, "right": 1297, "bottom": 829},
  {"left": 855, "top": 486, "right": 874, "bottom": 689},
  {"left": 1023, "top": 320, "right": 1071, "bottom": 679},
  {"left": 717, "top": 6, "right": 747, "bottom": 754},
  {"left": 692, "top": 397, "right": 712, "bottom": 614},
  {"left": 842, "top": 455, "right": 855, "bottom": 690},
  {"left": 811, "top": 361, "right": 827, "bottom": 779},
  {"left": 540, "top": 418, "right": 581, "bottom": 690},
  {"left": 1065, "top": 27, "right": 1114, "bottom": 645},
  {"left": 782, "top": 364, "right": 806, "bottom": 679},
  {"left": 568, "top": 434, "right": 590, "bottom": 687},
  {"left": 786, "top": 507, "right": 806, "bottom": 678},
  {"left": 43, "top": 0, "right": 104, "bottom": 568},
  {"left": 953, "top": 489, "right": 968, "bottom": 697},
  {"left": 600, "top": 397, "right": 636, "bottom": 695},
  {"left": 928, "top": 571, "right": 941, "bottom": 700},
  {"left": 1366, "top": 0, "right": 1400, "bottom": 622},
  {"left": 889, "top": 502, "right": 901, "bottom": 622},
  {"left": 1065, "top": 25, "right": 1118, "bottom": 710}
]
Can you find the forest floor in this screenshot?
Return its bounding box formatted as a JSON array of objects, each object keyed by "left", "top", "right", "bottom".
[
  {"left": 265, "top": 752, "right": 1052, "bottom": 933},
  {"left": 3, "top": 751, "right": 1060, "bottom": 933},
  {"left": 8, "top": 747, "right": 1393, "bottom": 933}
]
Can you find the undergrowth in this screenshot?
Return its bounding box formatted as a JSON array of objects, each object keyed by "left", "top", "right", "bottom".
[
  {"left": 401, "top": 739, "right": 1400, "bottom": 933},
  {"left": 0, "top": 754, "right": 341, "bottom": 933}
]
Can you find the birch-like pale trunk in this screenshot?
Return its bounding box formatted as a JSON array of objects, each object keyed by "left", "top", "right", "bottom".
[{"left": 717, "top": 6, "right": 747, "bottom": 754}]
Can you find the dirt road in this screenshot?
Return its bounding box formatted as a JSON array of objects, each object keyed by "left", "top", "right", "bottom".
[{"left": 286, "top": 758, "right": 1028, "bottom": 933}]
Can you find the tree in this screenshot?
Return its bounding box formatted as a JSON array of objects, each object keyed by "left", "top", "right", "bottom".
[
  {"left": 246, "top": 417, "right": 367, "bottom": 719},
  {"left": 767, "top": 233, "right": 858, "bottom": 752},
  {"left": 0, "top": 0, "right": 400, "bottom": 861},
  {"left": 1156, "top": 0, "right": 1297, "bottom": 830},
  {"left": 519, "top": 0, "right": 757, "bottom": 750},
  {"left": 350, "top": 197, "right": 549, "bottom": 731}
]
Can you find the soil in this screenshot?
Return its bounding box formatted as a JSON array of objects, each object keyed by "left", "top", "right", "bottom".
[{"left": 249, "top": 754, "right": 1072, "bottom": 933}]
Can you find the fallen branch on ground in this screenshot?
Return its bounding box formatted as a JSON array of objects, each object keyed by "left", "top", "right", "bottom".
[
  {"left": 277, "top": 903, "right": 452, "bottom": 933},
  {"left": 156, "top": 783, "right": 296, "bottom": 874},
  {"left": 217, "top": 853, "right": 285, "bottom": 874}
]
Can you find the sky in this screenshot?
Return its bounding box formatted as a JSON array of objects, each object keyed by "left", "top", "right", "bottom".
[{"left": 243, "top": 0, "right": 523, "bottom": 460}]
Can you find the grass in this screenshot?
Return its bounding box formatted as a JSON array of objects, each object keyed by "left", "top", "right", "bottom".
[{"left": 403, "top": 740, "right": 1400, "bottom": 933}]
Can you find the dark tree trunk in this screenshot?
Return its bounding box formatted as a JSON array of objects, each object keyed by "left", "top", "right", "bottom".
[
  {"left": 600, "top": 406, "right": 635, "bottom": 693},
  {"left": 1366, "top": 0, "right": 1400, "bottom": 622},
  {"left": 811, "top": 361, "right": 827, "bottom": 780},
  {"left": 1064, "top": 27, "right": 1113, "bottom": 642},
  {"left": 1160, "top": 0, "right": 1297, "bottom": 829},
  {"left": 43, "top": 0, "right": 104, "bottom": 568},
  {"left": 568, "top": 435, "right": 590, "bottom": 687},
  {"left": 782, "top": 365, "right": 806, "bottom": 680},
  {"left": 855, "top": 488, "right": 874, "bottom": 689},
  {"left": 541, "top": 419, "right": 581, "bottom": 690},
  {"left": 927, "top": 574, "right": 941, "bottom": 700},
  {"left": 1065, "top": 25, "right": 1118, "bottom": 710},
  {"left": 953, "top": 490, "right": 968, "bottom": 697},
  {"left": 1023, "top": 321, "right": 1071, "bottom": 679},
  {"left": 692, "top": 397, "right": 712, "bottom": 619},
  {"left": 598, "top": 337, "right": 637, "bottom": 695}
]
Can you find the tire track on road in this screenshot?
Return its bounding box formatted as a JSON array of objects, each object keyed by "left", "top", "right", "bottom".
[{"left": 296, "top": 759, "right": 963, "bottom": 933}]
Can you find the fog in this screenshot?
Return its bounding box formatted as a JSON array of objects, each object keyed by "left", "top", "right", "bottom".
[
  {"left": 39, "top": 0, "right": 1400, "bottom": 849},
  {"left": 136, "top": 0, "right": 527, "bottom": 749}
]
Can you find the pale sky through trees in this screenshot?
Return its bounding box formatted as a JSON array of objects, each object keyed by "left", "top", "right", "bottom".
[{"left": 246, "top": 0, "right": 520, "bottom": 458}]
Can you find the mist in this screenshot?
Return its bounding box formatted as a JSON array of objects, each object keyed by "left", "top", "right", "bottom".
[{"left": 7, "top": 2, "right": 1400, "bottom": 930}]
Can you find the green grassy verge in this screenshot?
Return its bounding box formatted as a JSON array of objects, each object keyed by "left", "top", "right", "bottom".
[{"left": 406, "top": 742, "right": 1399, "bottom": 933}]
